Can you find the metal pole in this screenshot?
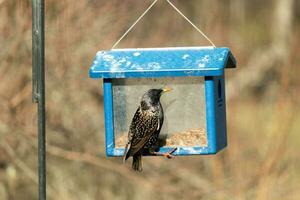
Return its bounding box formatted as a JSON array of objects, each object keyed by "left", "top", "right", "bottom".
[{"left": 32, "top": 0, "right": 46, "bottom": 199}]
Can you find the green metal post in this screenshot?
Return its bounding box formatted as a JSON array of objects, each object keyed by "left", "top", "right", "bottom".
[{"left": 32, "top": 0, "right": 46, "bottom": 199}]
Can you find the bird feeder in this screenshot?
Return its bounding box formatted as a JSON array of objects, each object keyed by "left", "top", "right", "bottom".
[{"left": 89, "top": 47, "right": 236, "bottom": 156}]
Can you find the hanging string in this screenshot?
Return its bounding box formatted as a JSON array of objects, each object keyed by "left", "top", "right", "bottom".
[
  {"left": 111, "top": 0, "right": 159, "bottom": 49},
  {"left": 165, "top": 0, "right": 216, "bottom": 47},
  {"left": 111, "top": 0, "right": 216, "bottom": 49}
]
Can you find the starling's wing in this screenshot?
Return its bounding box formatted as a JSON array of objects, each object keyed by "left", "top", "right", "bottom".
[
  {"left": 123, "top": 107, "right": 141, "bottom": 161},
  {"left": 128, "top": 111, "right": 159, "bottom": 156}
]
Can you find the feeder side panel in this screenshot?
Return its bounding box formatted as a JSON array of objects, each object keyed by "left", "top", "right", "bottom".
[
  {"left": 204, "top": 76, "right": 217, "bottom": 153},
  {"left": 103, "top": 78, "right": 115, "bottom": 156},
  {"left": 214, "top": 76, "right": 227, "bottom": 151}
]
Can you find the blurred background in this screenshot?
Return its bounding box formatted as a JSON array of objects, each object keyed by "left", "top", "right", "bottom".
[{"left": 0, "top": 0, "right": 300, "bottom": 199}]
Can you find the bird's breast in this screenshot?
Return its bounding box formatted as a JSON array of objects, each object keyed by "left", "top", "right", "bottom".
[{"left": 143, "top": 105, "right": 162, "bottom": 117}]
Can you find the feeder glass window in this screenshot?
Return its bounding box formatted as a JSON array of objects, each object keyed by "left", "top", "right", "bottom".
[{"left": 113, "top": 77, "right": 207, "bottom": 148}]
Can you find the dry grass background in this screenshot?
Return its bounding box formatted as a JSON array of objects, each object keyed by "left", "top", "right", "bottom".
[{"left": 0, "top": 0, "right": 300, "bottom": 199}]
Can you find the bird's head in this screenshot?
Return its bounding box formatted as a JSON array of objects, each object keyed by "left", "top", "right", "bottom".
[{"left": 140, "top": 87, "right": 172, "bottom": 110}]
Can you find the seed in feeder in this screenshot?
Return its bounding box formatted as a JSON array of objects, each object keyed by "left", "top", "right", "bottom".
[
  {"left": 116, "top": 128, "right": 207, "bottom": 148},
  {"left": 164, "top": 128, "right": 207, "bottom": 147}
]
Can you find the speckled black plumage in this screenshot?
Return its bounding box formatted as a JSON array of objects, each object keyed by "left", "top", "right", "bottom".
[{"left": 123, "top": 89, "right": 164, "bottom": 171}]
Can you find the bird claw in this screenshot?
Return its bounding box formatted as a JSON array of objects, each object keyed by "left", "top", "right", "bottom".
[
  {"left": 164, "top": 153, "right": 174, "bottom": 159},
  {"left": 163, "top": 147, "right": 177, "bottom": 159}
]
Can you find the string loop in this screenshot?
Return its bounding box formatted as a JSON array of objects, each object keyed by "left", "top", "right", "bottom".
[{"left": 111, "top": 0, "right": 216, "bottom": 49}]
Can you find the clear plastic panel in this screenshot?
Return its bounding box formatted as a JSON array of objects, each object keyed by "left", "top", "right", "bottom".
[{"left": 112, "top": 77, "right": 207, "bottom": 148}]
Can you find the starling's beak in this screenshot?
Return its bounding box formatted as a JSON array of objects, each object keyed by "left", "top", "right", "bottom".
[{"left": 162, "top": 87, "right": 173, "bottom": 93}]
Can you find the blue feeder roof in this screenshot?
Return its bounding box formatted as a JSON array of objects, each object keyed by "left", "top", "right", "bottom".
[{"left": 89, "top": 47, "right": 236, "bottom": 78}]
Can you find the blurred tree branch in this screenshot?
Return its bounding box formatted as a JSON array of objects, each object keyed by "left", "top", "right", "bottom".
[
  {"left": 0, "top": 141, "right": 38, "bottom": 185},
  {"left": 22, "top": 133, "right": 154, "bottom": 188}
]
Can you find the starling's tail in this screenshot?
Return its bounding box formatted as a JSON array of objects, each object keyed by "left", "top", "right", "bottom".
[{"left": 132, "top": 154, "right": 142, "bottom": 172}]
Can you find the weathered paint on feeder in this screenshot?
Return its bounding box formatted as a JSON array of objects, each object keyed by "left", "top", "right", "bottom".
[
  {"left": 90, "top": 47, "right": 236, "bottom": 79},
  {"left": 89, "top": 47, "right": 236, "bottom": 156}
]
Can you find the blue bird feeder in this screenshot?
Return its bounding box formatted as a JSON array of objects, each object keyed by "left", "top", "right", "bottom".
[{"left": 89, "top": 47, "right": 236, "bottom": 156}]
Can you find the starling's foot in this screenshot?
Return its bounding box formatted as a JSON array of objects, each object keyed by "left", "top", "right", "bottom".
[
  {"left": 163, "top": 153, "right": 174, "bottom": 159},
  {"left": 163, "top": 148, "right": 177, "bottom": 159},
  {"left": 150, "top": 148, "right": 177, "bottom": 159}
]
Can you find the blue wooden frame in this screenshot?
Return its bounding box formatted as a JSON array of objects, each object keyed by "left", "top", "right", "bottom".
[{"left": 89, "top": 47, "right": 236, "bottom": 156}]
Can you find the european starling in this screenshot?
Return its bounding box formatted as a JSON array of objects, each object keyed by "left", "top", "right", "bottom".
[{"left": 123, "top": 87, "right": 177, "bottom": 171}]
